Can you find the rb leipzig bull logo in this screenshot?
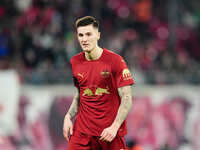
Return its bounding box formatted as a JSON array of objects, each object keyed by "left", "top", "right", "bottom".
[{"left": 83, "top": 86, "right": 110, "bottom": 96}]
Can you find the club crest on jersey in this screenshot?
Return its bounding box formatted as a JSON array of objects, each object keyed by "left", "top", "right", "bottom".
[
  {"left": 122, "top": 68, "right": 132, "bottom": 80},
  {"left": 100, "top": 70, "right": 110, "bottom": 78}
]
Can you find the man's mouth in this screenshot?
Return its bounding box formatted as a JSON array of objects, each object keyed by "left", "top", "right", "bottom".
[{"left": 83, "top": 44, "right": 89, "bottom": 47}]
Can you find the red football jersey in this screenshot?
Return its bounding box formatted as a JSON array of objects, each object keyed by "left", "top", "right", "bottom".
[{"left": 70, "top": 48, "right": 134, "bottom": 136}]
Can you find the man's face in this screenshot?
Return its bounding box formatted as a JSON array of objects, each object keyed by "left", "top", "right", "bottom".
[{"left": 77, "top": 24, "right": 100, "bottom": 53}]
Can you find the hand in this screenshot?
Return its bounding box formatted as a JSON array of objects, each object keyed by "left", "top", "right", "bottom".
[
  {"left": 63, "top": 114, "right": 73, "bottom": 142},
  {"left": 99, "top": 124, "right": 119, "bottom": 142}
]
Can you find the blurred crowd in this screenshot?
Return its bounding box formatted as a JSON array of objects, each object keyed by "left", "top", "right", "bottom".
[{"left": 0, "top": 0, "right": 200, "bottom": 84}]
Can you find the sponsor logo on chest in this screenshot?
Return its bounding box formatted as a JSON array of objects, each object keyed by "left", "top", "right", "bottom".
[{"left": 82, "top": 86, "right": 110, "bottom": 96}]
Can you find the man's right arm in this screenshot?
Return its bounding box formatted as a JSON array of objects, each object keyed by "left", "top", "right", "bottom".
[
  {"left": 63, "top": 88, "right": 80, "bottom": 141},
  {"left": 66, "top": 88, "right": 80, "bottom": 119}
]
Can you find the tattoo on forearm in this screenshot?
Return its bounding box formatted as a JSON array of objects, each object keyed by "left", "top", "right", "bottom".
[
  {"left": 114, "top": 85, "right": 132, "bottom": 127},
  {"left": 67, "top": 89, "right": 80, "bottom": 119}
]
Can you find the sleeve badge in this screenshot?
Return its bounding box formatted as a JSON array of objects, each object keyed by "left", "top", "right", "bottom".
[{"left": 122, "top": 68, "right": 132, "bottom": 80}]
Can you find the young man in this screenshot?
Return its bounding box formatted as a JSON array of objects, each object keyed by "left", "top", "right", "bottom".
[{"left": 63, "top": 16, "right": 134, "bottom": 150}]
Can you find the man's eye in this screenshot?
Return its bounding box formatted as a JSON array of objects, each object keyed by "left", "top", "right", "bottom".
[{"left": 86, "top": 33, "right": 91, "bottom": 36}]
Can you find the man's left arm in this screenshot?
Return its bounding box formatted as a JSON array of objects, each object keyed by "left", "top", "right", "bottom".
[{"left": 100, "top": 85, "right": 132, "bottom": 142}]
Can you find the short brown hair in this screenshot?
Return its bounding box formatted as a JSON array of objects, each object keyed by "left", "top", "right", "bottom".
[{"left": 75, "top": 16, "right": 99, "bottom": 29}]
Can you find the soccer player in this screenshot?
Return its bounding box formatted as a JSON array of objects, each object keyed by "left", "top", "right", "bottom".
[{"left": 63, "top": 16, "right": 134, "bottom": 150}]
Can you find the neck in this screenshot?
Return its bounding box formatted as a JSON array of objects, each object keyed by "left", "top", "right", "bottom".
[{"left": 85, "top": 46, "right": 103, "bottom": 61}]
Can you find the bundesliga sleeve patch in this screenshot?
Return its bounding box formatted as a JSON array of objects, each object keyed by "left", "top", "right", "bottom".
[{"left": 122, "top": 68, "right": 132, "bottom": 80}]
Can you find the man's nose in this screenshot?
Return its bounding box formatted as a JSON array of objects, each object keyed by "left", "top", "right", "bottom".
[{"left": 82, "top": 35, "right": 87, "bottom": 42}]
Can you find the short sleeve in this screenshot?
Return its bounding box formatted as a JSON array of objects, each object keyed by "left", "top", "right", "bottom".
[
  {"left": 70, "top": 59, "right": 79, "bottom": 88},
  {"left": 112, "top": 56, "right": 134, "bottom": 88}
]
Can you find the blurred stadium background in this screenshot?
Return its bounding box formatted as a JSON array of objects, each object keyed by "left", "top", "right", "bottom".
[{"left": 0, "top": 0, "right": 200, "bottom": 150}]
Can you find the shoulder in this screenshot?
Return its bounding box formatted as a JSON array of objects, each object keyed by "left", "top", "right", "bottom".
[
  {"left": 104, "top": 49, "right": 124, "bottom": 65},
  {"left": 70, "top": 52, "right": 84, "bottom": 64},
  {"left": 103, "top": 48, "right": 123, "bottom": 62}
]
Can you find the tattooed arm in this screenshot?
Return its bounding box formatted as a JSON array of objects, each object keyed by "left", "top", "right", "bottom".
[
  {"left": 63, "top": 88, "right": 80, "bottom": 141},
  {"left": 66, "top": 88, "right": 80, "bottom": 119},
  {"left": 100, "top": 85, "right": 132, "bottom": 142},
  {"left": 113, "top": 85, "right": 132, "bottom": 128}
]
